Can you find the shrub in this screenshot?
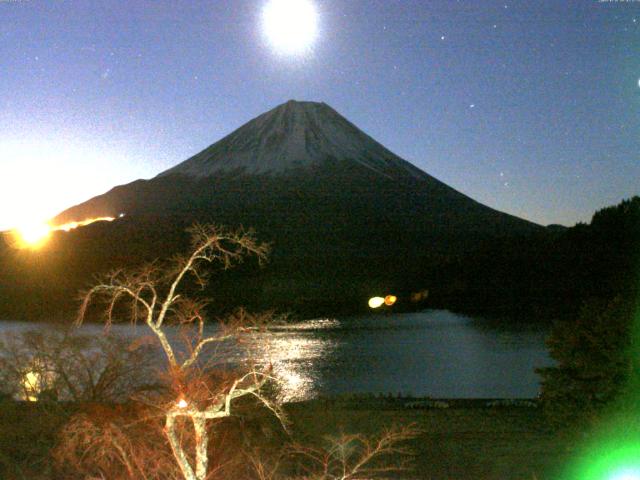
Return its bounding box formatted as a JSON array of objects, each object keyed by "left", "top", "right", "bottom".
[{"left": 538, "top": 296, "right": 640, "bottom": 428}]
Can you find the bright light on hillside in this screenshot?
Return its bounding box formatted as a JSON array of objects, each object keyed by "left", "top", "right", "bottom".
[
  {"left": 14, "top": 221, "right": 51, "bottom": 248},
  {"left": 8, "top": 216, "right": 117, "bottom": 249},
  {"left": 0, "top": 135, "right": 145, "bottom": 233}
]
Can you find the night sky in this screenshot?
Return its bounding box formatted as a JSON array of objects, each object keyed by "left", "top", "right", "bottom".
[{"left": 1, "top": 0, "right": 639, "bottom": 230}]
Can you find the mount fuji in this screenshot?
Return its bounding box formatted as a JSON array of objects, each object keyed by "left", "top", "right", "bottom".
[
  {"left": 4, "top": 101, "right": 544, "bottom": 318},
  {"left": 55, "top": 100, "right": 538, "bottom": 237}
]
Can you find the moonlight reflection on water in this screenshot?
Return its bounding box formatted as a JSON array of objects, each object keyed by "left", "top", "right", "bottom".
[
  {"left": 247, "top": 318, "right": 339, "bottom": 402},
  {"left": 251, "top": 334, "right": 335, "bottom": 402}
]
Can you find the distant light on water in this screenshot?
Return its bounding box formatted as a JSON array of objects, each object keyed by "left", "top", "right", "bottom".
[
  {"left": 368, "top": 297, "right": 385, "bottom": 309},
  {"left": 410, "top": 289, "right": 429, "bottom": 303},
  {"left": 369, "top": 295, "right": 397, "bottom": 308},
  {"left": 384, "top": 295, "right": 397, "bottom": 306}
]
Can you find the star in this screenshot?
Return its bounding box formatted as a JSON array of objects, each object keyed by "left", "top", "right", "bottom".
[{"left": 440, "top": 35, "right": 446, "bottom": 40}]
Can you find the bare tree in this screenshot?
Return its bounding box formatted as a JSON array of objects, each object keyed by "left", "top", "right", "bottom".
[
  {"left": 289, "top": 424, "right": 418, "bottom": 480},
  {"left": 0, "top": 329, "right": 159, "bottom": 403},
  {"left": 247, "top": 424, "right": 420, "bottom": 480},
  {"left": 78, "top": 224, "right": 283, "bottom": 480},
  {"left": 54, "top": 404, "right": 183, "bottom": 480}
]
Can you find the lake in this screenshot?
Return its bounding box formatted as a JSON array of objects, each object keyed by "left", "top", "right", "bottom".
[{"left": 0, "top": 309, "right": 553, "bottom": 402}]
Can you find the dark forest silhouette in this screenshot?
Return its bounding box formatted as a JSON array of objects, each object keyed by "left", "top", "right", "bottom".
[{"left": 1, "top": 195, "right": 637, "bottom": 323}]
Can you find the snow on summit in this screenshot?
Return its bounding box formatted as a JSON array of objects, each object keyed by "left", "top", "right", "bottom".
[{"left": 158, "top": 100, "right": 426, "bottom": 179}]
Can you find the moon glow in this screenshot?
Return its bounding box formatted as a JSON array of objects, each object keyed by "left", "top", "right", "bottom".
[{"left": 262, "top": 0, "right": 318, "bottom": 56}]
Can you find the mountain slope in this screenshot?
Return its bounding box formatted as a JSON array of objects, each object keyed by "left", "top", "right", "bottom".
[
  {"left": 55, "top": 100, "right": 538, "bottom": 238},
  {"left": 6, "top": 100, "right": 545, "bottom": 319}
]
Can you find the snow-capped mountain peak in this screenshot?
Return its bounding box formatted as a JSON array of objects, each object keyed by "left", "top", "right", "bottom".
[{"left": 158, "top": 100, "right": 426, "bottom": 179}]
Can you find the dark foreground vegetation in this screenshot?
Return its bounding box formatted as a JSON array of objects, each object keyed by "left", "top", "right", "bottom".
[
  {"left": 0, "top": 225, "right": 433, "bottom": 480},
  {"left": 442, "top": 195, "right": 640, "bottom": 319},
  {"left": 0, "top": 397, "right": 573, "bottom": 480},
  {"left": 0, "top": 199, "right": 637, "bottom": 479}
]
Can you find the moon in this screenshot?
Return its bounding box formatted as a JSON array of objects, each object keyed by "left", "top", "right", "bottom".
[{"left": 262, "top": 0, "right": 319, "bottom": 56}]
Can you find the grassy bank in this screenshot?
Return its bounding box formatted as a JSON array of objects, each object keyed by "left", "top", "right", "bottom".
[
  {"left": 0, "top": 397, "right": 574, "bottom": 479},
  {"left": 288, "top": 397, "right": 573, "bottom": 479}
]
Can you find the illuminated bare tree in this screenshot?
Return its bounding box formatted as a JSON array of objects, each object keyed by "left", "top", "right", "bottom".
[
  {"left": 78, "top": 224, "right": 283, "bottom": 480},
  {"left": 247, "top": 424, "right": 419, "bottom": 480},
  {"left": 290, "top": 425, "right": 418, "bottom": 479}
]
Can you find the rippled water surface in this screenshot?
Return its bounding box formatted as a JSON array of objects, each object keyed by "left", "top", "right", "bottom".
[{"left": 0, "top": 310, "right": 552, "bottom": 401}]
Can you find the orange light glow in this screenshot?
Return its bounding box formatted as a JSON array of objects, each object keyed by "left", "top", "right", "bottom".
[
  {"left": 384, "top": 295, "right": 397, "bottom": 306},
  {"left": 9, "top": 216, "right": 116, "bottom": 249},
  {"left": 410, "top": 289, "right": 429, "bottom": 303}
]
